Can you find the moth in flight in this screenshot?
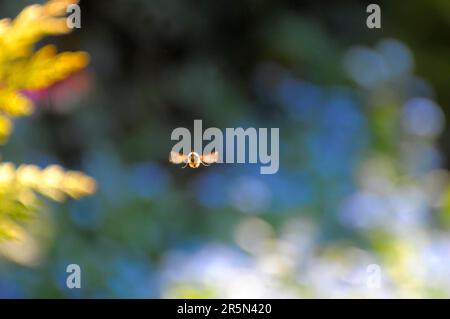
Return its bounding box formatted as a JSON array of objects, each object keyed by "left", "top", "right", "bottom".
[{"left": 169, "top": 151, "right": 219, "bottom": 169}]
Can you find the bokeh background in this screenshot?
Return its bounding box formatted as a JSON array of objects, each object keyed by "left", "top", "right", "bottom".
[{"left": 1, "top": 0, "right": 450, "bottom": 298}]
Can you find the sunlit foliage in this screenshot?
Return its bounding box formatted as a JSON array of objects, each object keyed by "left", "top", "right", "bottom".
[
  {"left": 0, "top": 0, "right": 88, "bottom": 143},
  {"left": 0, "top": 0, "right": 95, "bottom": 242}
]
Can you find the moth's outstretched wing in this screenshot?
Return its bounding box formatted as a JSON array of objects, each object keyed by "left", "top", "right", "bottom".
[
  {"left": 201, "top": 152, "right": 219, "bottom": 164},
  {"left": 169, "top": 151, "right": 188, "bottom": 164}
]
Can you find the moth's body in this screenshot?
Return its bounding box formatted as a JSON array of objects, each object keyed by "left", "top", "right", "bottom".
[
  {"left": 170, "top": 151, "right": 219, "bottom": 169},
  {"left": 187, "top": 151, "right": 201, "bottom": 168}
]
